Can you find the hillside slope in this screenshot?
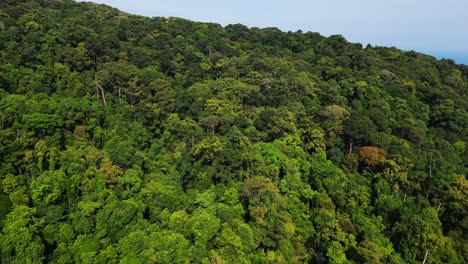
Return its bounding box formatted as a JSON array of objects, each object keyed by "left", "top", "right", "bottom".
[{"left": 0, "top": 0, "right": 467, "bottom": 263}]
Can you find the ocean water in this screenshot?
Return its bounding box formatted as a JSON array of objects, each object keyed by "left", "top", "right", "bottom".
[{"left": 430, "top": 51, "right": 468, "bottom": 65}]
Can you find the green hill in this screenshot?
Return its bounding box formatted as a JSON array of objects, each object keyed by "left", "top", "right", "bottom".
[{"left": 0, "top": 0, "right": 467, "bottom": 263}]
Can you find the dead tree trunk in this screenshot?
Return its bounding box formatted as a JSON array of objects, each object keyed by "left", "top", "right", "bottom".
[
  {"left": 348, "top": 139, "right": 353, "bottom": 154},
  {"left": 437, "top": 202, "right": 442, "bottom": 212},
  {"left": 95, "top": 75, "right": 107, "bottom": 106},
  {"left": 422, "top": 250, "right": 429, "bottom": 264}
]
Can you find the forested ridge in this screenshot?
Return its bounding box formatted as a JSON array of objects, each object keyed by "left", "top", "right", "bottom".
[{"left": 0, "top": 0, "right": 467, "bottom": 263}]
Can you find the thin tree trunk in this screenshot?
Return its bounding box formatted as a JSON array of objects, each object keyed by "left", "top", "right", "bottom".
[
  {"left": 426, "top": 162, "right": 433, "bottom": 199},
  {"left": 422, "top": 250, "right": 429, "bottom": 264},
  {"left": 95, "top": 75, "right": 107, "bottom": 106}
]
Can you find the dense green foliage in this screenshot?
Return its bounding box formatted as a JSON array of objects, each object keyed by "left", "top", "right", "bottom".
[{"left": 0, "top": 0, "right": 467, "bottom": 263}]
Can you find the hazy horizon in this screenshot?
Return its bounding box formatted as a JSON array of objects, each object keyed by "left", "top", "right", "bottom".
[{"left": 80, "top": 0, "right": 468, "bottom": 65}]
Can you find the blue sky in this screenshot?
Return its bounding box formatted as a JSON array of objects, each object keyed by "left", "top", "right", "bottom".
[{"left": 82, "top": 0, "right": 468, "bottom": 64}]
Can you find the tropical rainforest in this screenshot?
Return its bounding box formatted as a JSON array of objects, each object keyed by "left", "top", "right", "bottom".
[{"left": 0, "top": 0, "right": 467, "bottom": 263}]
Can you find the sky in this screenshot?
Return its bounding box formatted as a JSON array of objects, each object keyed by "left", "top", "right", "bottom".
[{"left": 81, "top": 0, "right": 468, "bottom": 64}]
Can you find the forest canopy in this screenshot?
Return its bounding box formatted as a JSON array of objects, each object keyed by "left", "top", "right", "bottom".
[{"left": 0, "top": 0, "right": 467, "bottom": 263}]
